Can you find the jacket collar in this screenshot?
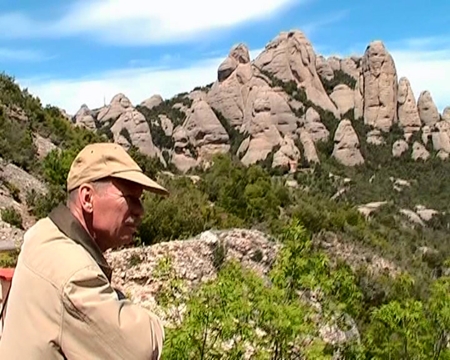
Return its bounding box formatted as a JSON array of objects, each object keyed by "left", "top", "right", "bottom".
[{"left": 48, "top": 203, "right": 112, "bottom": 282}]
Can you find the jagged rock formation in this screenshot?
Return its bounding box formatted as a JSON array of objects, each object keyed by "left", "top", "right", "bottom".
[
  {"left": 68, "top": 29, "right": 449, "bottom": 172},
  {"left": 418, "top": 91, "right": 440, "bottom": 126},
  {"left": 332, "top": 119, "right": 364, "bottom": 166},
  {"left": 397, "top": 77, "right": 421, "bottom": 139},
  {"left": 360, "top": 41, "right": 398, "bottom": 132},
  {"left": 140, "top": 95, "right": 163, "bottom": 110},
  {"left": 0, "top": 157, "right": 47, "bottom": 230},
  {"left": 253, "top": 30, "right": 339, "bottom": 117},
  {"left": 172, "top": 99, "right": 230, "bottom": 171},
  {"left": 73, "top": 104, "right": 96, "bottom": 130}
]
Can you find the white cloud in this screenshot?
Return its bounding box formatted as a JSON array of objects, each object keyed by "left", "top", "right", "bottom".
[
  {"left": 19, "top": 48, "right": 264, "bottom": 115},
  {"left": 0, "top": 0, "right": 302, "bottom": 45}
]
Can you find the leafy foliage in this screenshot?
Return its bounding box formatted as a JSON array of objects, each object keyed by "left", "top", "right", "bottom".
[
  {"left": 322, "top": 70, "right": 357, "bottom": 95},
  {"left": 1, "top": 207, "right": 23, "bottom": 229}
]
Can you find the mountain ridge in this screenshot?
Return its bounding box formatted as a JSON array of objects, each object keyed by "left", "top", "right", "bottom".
[{"left": 66, "top": 29, "right": 449, "bottom": 174}]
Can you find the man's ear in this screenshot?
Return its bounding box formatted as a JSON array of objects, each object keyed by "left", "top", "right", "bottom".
[{"left": 78, "top": 184, "right": 95, "bottom": 214}]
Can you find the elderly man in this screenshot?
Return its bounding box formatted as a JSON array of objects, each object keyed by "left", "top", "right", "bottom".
[{"left": 0, "top": 143, "right": 168, "bottom": 359}]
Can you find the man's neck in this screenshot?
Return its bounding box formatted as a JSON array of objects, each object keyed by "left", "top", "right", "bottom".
[{"left": 67, "top": 204, "right": 108, "bottom": 252}]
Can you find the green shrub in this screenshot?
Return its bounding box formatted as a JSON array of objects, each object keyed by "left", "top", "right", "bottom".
[{"left": 1, "top": 206, "right": 23, "bottom": 229}]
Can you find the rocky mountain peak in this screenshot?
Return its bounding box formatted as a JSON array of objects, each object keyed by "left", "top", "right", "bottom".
[
  {"left": 51, "top": 29, "right": 450, "bottom": 174},
  {"left": 230, "top": 43, "right": 250, "bottom": 64},
  {"left": 140, "top": 94, "right": 164, "bottom": 110},
  {"left": 361, "top": 40, "right": 398, "bottom": 132}
]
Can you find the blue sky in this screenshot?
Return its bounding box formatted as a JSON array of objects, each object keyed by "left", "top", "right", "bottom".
[{"left": 0, "top": 0, "right": 449, "bottom": 115}]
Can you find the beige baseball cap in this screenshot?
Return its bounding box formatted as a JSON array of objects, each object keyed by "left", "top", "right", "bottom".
[{"left": 66, "top": 142, "right": 169, "bottom": 195}]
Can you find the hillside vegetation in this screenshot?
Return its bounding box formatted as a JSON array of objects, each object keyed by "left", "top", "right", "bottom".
[{"left": 1, "top": 59, "right": 450, "bottom": 360}]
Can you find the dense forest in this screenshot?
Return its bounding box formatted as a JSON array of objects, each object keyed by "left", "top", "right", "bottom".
[{"left": 0, "top": 72, "right": 449, "bottom": 358}]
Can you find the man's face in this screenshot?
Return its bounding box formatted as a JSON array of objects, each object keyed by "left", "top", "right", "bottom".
[{"left": 90, "top": 178, "right": 145, "bottom": 250}]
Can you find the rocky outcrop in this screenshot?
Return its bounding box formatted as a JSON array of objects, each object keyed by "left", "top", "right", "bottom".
[
  {"left": 65, "top": 29, "right": 450, "bottom": 171},
  {"left": 73, "top": 104, "right": 96, "bottom": 130},
  {"left": 253, "top": 30, "right": 339, "bottom": 117},
  {"left": 183, "top": 100, "right": 230, "bottom": 165},
  {"left": 207, "top": 44, "right": 258, "bottom": 128},
  {"left": 392, "top": 139, "right": 409, "bottom": 157},
  {"left": 299, "top": 129, "right": 320, "bottom": 163},
  {"left": 272, "top": 135, "right": 301, "bottom": 170},
  {"left": 397, "top": 77, "right": 421, "bottom": 138},
  {"left": 302, "top": 107, "right": 329, "bottom": 143},
  {"left": 0, "top": 157, "right": 47, "bottom": 229},
  {"left": 105, "top": 228, "right": 372, "bottom": 349},
  {"left": 316, "top": 55, "right": 334, "bottom": 82},
  {"left": 431, "top": 121, "right": 450, "bottom": 157},
  {"left": 97, "top": 93, "right": 133, "bottom": 124},
  {"left": 418, "top": 91, "right": 440, "bottom": 127},
  {"left": 361, "top": 41, "right": 398, "bottom": 131},
  {"left": 105, "top": 229, "right": 281, "bottom": 323},
  {"left": 0, "top": 220, "right": 23, "bottom": 252},
  {"left": 170, "top": 99, "right": 231, "bottom": 172},
  {"left": 411, "top": 142, "right": 430, "bottom": 161},
  {"left": 332, "top": 119, "right": 364, "bottom": 166},
  {"left": 140, "top": 95, "right": 163, "bottom": 110},
  {"left": 110, "top": 109, "right": 162, "bottom": 161},
  {"left": 442, "top": 107, "right": 450, "bottom": 123},
  {"left": 33, "top": 134, "right": 58, "bottom": 159},
  {"left": 239, "top": 101, "right": 283, "bottom": 166},
  {"left": 330, "top": 84, "right": 355, "bottom": 116}
]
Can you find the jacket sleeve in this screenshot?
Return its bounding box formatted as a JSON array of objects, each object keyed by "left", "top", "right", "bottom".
[{"left": 60, "top": 264, "right": 164, "bottom": 360}]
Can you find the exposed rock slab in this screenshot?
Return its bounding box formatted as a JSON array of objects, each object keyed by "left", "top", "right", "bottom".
[
  {"left": 392, "top": 139, "right": 409, "bottom": 157},
  {"left": 330, "top": 84, "right": 354, "bottom": 116},
  {"left": 418, "top": 91, "right": 440, "bottom": 127},
  {"left": 111, "top": 109, "right": 162, "bottom": 161},
  {"left": 272, "top": 135, "right": 301, "bottom": 170},
  {"left": 361, "top": 41, "right": 398, "bottom": 131},
  {"left": 73, "top": 104, "right": 96, "bottom": 130},
  {"left": 97, "top": 93, "right": 133, "bottom": 125},
  {"left": 332, "top": 119, "right": 364, "bottom": 166},
  {"left": 253, "top": 30, "right": 338, "bottom": 117},
  {"left": 140, "top": 95, "right": 163, "bottom": 110},
  {"left": 411, "top": 142, "right": 430, "bottom": 161},
  {"left": 397, "top": 77, "right": 421, "bottom": 136}
]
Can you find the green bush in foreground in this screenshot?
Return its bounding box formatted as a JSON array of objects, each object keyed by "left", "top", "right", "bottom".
[{"left": 158, "top": 221, "right": 450, "bottom": 359}]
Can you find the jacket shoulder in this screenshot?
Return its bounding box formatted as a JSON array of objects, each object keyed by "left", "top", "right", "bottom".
[{"left": 20, "top": 217, "right": 103, "bottom": 290}]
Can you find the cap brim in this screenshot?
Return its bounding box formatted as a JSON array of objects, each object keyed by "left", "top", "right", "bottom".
[{"left": 111, "top": 170, "right": 169, "bottom": 196}]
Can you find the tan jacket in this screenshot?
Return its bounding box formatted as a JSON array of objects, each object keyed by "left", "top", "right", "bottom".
[{"left": 0, "top": 204, "right": 164, "bottom": 359}]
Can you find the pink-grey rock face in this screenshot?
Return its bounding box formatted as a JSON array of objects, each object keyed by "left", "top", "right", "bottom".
[
  {"left": 330, "top": 84, "right": 355, "bottom": 116},
  {"left": 302, "top": 107, "right": 329, "bottom": 143},
  {"left": 361, "top": 41, "right": 398, "bottom": 132},
  {"left": 442, "top": 107, "right": 450, "bottom": 123},
  {"left": 253, "top": 30, "right": 339, "bottom": 117},
  {"left": 97, "top": 93, "right": 133, "bottom": 124},
  {"left": 316, "top": 55, "right": 334, "bottom": 82},
  {"left": 392, "top": 140, "right": 409, "bottom": 157},
  {"left": 170, "top": 99, "right": 230, "bottom": 173},
  {"left": 332, "top": 119, "right": 364, "bottom": 166},
  {"left": 140, "top": 94, "right": 163, "bottom": 110},
  {"left": 417, "top": 91, "right": 440, "bottom": 127},
  {"left": 397, "top": 77, "right": 421, "bottom": 133},
  {"left": 66, "top": 29, "right": 449, "bottom": 169},
  {"left": 111, "top": 109, "right": 162, "bottom": 161},
  {"left": 74, "top": 104, "right": 96, "bottom": 131},
  {"left": 272, "top": 135, "right": 301, "bottom": 170}
]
